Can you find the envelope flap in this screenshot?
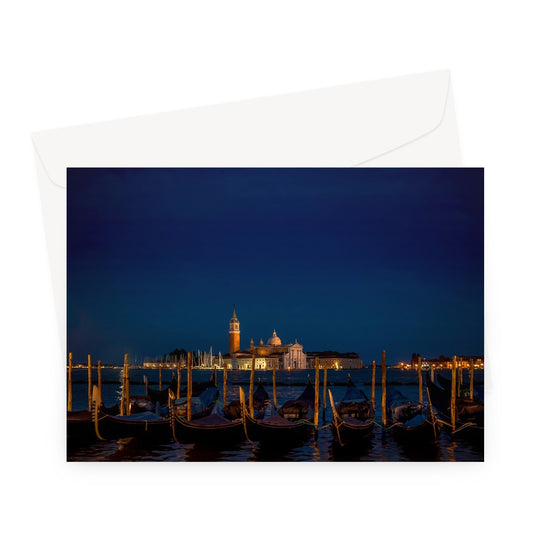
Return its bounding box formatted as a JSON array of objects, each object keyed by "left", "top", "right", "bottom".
[{"left": 33, "top": 70, "right": 451, "bottom": 188}]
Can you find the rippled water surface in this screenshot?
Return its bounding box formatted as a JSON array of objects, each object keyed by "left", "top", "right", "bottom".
[{"left": 67, "top": 368, "right": 484, "bottom": 462}]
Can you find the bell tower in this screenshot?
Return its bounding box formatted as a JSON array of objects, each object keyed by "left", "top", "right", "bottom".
[{"left": 229, "top": 304, "right": 240, "bottom": 355}]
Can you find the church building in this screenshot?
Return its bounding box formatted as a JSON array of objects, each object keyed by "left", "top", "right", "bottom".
[{"left": 225, "top": 305, "right": 307, "bottom": 370}]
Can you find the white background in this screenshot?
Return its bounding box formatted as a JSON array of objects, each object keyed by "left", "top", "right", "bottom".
[{"left": 1, "top": 1, "right": 531, "bottom": 531}]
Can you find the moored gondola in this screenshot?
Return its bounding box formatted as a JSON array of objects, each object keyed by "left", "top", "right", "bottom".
[
  {"left": 91, "top": 385, "right": 172, "bottom": 441},
  {"left": 223, "top": 380, "right": 269, "bottom": 420},
  {"left": 427, "top": 374, "right": 483, "bottom": 443},
  {"left": 436, "top": 373, "right": 484, "bottom": 402},
  {"left": 386, "top": 388, "right": 439, "bottom": 444},
  {"left": 146, "top": 375, "right": 177, "bottom": 405},
  {"left": 67, "top": 409, "right": 108, "bottom": 444},
  {"left": 96, "top": 410, "right": 172, "bottom": 440},
  {"left": 171, "top": 406, "right": 245, "bottom": 444},
  {"left": 172, "top": 385, "right": 219, "bottom": 419},
  {"left": 243, "top": 380, "right": 315, "bottom": 443},
  {"left": 329, "top": 376, "right": 374, "bottom": 446},
  {"left": 67, "top": 401, "right": 120, "bottom": 444},
  {"left": 171, "top": 379, "right": 246, "bottom": 444}
]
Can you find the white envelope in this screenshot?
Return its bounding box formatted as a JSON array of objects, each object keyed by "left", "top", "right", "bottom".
[{"left": 32, "top": 69, "right": 461, "bottom": 355}]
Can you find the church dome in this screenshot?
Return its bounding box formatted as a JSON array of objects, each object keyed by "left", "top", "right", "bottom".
[{"left": 267, "top": 329, "right": 282, "bottom": 346}]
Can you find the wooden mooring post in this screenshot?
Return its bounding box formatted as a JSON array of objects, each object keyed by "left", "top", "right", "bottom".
[
  {"left": 87, "top": 354, "right": 92, "bottom": 410},
  {"left": 272, "top": 360, "right": 277, "bottom": 410},
  {"left": 159, "top": 363, "right": 162, "bottom": 391},
  {"left": 120, "top": 358, "right": 125, "bottom": 416},
  {"left": 451, "top": 355, "right": 457, "bottom": 431},
  {"left": 458, "top": 357, "right": 463, "bottom": 391},
  {"left": 249, "top": 353, "right": 256, "bottom": 419},
  {"left": 381, "top": 350, "right": 387, "bottom": 426},
  {"left": 469, "top": 358, "right": 475, "bottom": 400},
  {"left": 177, "top": 362, "right": 181, "bottom": 399},
  {"left": 418, "top": 355, "right": 423, "bottom": 404},
  {"left": 187, "top": 352, "right": 192, "bottom": 421},
  {"left": 120, "top": 353, "right": 129, "bottom": 416},
  {"left": 67, "top": 352, "right": 73, "bottom": 412},
  {"left": 223, "top": 363, "right": 227, "bottom": 406},
  {"left": 125, "top": 353, "right": 130, "bottom": 415},
  {"left": 97, "top": 360, "right": 102, "bottom": 405},
  {"left": 371, "top": 360, "right": 376, "bottom": 409},
  {"left": 314, "top": 357, "right": 320, "bottom": 430},
  {"left": 322, "top": 367, "right": 328, "bottom": 419}
]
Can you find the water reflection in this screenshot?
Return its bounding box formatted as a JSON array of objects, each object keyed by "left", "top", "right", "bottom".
[
  {"left": 329, "top": 438, "right": 374, "bottom": 462},
  {"left": 396, "top": 439, "right": 441, "bottom": 462},
  {"left": 185, "top": 441, "right": 252, "bottom": 462}
]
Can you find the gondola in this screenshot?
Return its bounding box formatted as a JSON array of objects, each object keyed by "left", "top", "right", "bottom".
[
  {"left": 243, "top": 380, "right": 315, "bottom": 443},
  {"left": 172, "top": 385, "right": 219, "bottom": 419},
  {"left": 67, "top": 403, "right": 120, "bottom": 443},
  {"left": 146, "top": 374, "right": 178, "bottom": 405},
  {"left": 96, "top": 410, "right": 172, "bottom": 441},
  {"left": 436, "top": 373, "right": 484, "bottom": 403},
  {"left": 223, "top": 380, "right": 269, "bottom": 420},
  {"left": 171, "top": 403, "right": 245, "bottom": 444},
  {"left": 427, "top": 374, "right": 484, "bottom": 442},
  {"left": 129, "top": 395, "right": 169, "bottom": 415},
  {"left": 386, "top": 388, "right": 439, "bottom": 443},
  {"left": 92, "top": 387, "right": 171, "bottom": 440},
  {"left": 329, "top": 376, "right": 374, "bottom": 446}
]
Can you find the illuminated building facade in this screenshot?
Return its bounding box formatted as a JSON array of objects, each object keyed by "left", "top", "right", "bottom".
[
  {"left": 225, "top": 307, "right": 307, "bottom": 370},
  {"left": 229, "top": 304, "right": 240, "bottom": 354}
]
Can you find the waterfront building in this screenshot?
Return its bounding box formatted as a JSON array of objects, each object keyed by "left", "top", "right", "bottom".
[
  {"left": 225, "top": 306, "right": 307, "bottom": 369},
  {"left": 282, "top": 341, "right": 306, "bottom": 370}
]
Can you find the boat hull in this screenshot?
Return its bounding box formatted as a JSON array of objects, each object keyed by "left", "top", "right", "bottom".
[
  {"left": 172, "top": 413, "right": 245, "bottom": 444},
  {"left": 244, "top": 413, "right": 313, "bottom": 443},
  {"left": 97, "top": 414, "right": 171, "bottom": 441},
  {"left": 427, "top": 377, "right": 484, "bottom": 443},
  {"left": 67, "top": 405, "right": 120, "bottom": 444},
  {"left": 330, "top": 417, "right": 374, "bottom": 446},
  {"left": 390, "top": 417, "right": 440, "bottom": 444},
  {"left": 67, "top": 410, "right": 97, "bottom": 443}
]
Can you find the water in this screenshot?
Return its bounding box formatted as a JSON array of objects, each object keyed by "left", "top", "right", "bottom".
[{"left": 67, "top": 368, "right": 484, "bottom": 461}]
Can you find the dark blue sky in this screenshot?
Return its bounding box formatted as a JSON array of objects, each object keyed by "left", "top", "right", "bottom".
[{"left": 67, "top": 168, "right": 483, "bottom": 365}]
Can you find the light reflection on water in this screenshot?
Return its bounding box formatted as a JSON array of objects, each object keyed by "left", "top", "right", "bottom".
[{"left": 67, "top": 368, "right": 483, "bottom": 462}]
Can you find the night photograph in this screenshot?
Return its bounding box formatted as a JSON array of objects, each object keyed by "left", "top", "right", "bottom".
[{"left": 66, "top": 167, "right": 484, "bottom": 461}]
